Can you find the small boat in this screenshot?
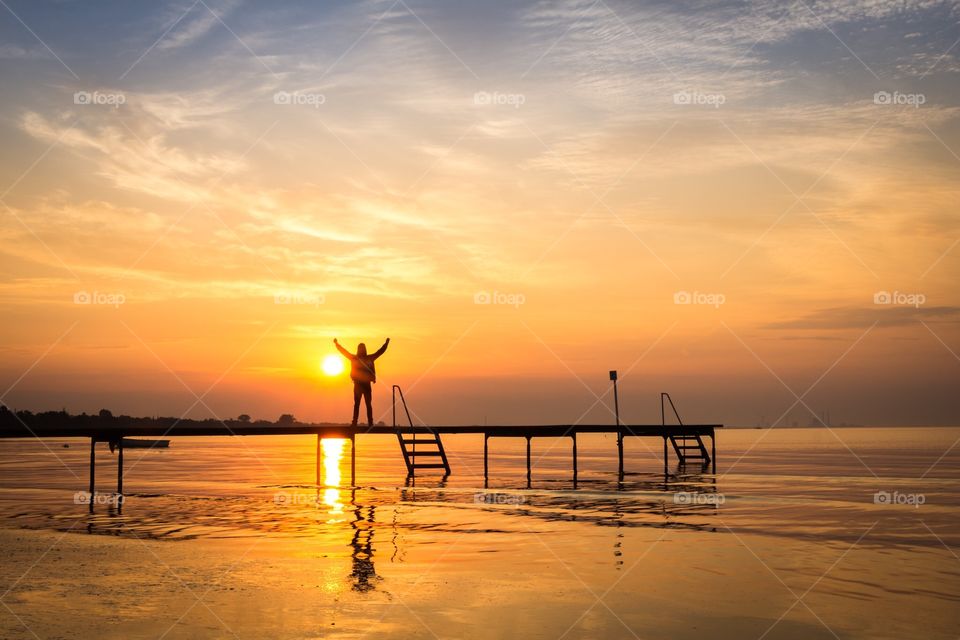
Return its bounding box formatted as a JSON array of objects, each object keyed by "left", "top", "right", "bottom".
[{"left": 116, "top": 438, "right": 170, "bottom": 449}]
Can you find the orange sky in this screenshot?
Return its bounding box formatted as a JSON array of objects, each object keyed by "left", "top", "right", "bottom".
[{"left": 0, "top": 1, "right": 958, "bottom": 426}]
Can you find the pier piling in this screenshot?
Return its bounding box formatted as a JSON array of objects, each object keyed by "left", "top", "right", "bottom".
[
  {"left": 525, "top": 436, "right": 532, "bottom": 488},
  {"left": 317, "top": 433, "right": 323, "bottom": 486},
  {"left": 117, "top": 438, "right": 123, "bottom": 495},
  {"left": 618, "top": 433, "right": 624, "bottom": 478},
  {"left": 88, "top": 438, "right": 95, "bottom": 496},
  {"left": 571, "top": 433, "right": 577, "bottom": 485},
  {"left": 483, "top": 435, "right": 488, "bottom": 485},
  {"left": 611, "top": 371, "right": 623, "bottom": 479},
  {"left": 350, "top": 435, "right": 356, "bottom": 486},
  {"left": 663, "top": 436, "right": 668, "bottom": 475}
]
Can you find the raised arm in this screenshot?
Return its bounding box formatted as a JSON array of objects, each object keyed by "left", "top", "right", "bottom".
[
  {"left": 334, "top": 339, "right": 354, "bottom": 359},
  {"left": 371, "top": 337, "right": 390, "bottom": 359}
]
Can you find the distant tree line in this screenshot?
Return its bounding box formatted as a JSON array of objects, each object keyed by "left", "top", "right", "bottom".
[{"left": 0, "top": 406, "right": 366, "bottom": 431}]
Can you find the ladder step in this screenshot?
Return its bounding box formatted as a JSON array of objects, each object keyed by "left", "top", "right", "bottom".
[{"left": 394, "top": 386, "right": 451, "bottom": 475}]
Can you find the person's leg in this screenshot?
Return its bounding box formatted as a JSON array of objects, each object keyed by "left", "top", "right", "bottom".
[
  {"left": 363, "top": 383, "right": 373, "bottom": 426},
  {"left": 352, "top": 383, "right": 361, "bottom": 426}
]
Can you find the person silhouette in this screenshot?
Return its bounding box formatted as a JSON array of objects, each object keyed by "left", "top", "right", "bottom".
[{"left": 334, "top": 338, "right": 390, "bottom": 427}]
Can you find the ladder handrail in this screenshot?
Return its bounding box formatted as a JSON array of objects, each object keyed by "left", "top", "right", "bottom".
[
  {"left": 661, "top": 392, "right": 684, "bottom": 427},
  {"left": 391, "top": 384, "right": 451, "bottom": 475},
  {"left": 392, "top": 385, "right": 414, "bottom": 429},
  {"left": 661, "top": 392, "right": 711, "bottom": 465},
  {"left": 392, "top": 384, "right": 417, "bottom": 465}
]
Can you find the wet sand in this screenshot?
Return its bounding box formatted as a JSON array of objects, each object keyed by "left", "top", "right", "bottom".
[
  {"left": 1, "top": 502, "right": 957, "bottom": 639},
  {"left": 1, "top": 428, "right": 959, "bottom": 639}
]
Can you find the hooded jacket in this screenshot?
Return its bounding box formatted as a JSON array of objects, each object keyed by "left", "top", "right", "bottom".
[{"left": 335, "top": 340, "right": 389, "bottom": 383}]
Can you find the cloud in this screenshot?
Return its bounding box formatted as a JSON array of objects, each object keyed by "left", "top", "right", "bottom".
[
  {"left": 134, "top": 90, "right": 246, "bottom": 131},
  {"left": 156, "top": 0, "right": 241, "bottom": 51},
  {"left": 0, "top": 44, "right": 49, "bottom": 60},
  {"left": 764, "top": 305, "right": 960, "bottom": 330},
  {"left": 20, "top": 108, "right": 248, "bottom": 201},
  {"left": 518, "top": 0, "right": 960, "bottom": 107}
]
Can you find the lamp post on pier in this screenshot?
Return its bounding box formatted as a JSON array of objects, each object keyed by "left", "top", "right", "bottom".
[{"left": 610, "top": 370, "right": 622, "bottom": 478}]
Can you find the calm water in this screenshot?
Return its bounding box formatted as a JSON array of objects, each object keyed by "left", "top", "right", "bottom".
[{"left": 1, "top": 427, "right": 958, "bottom": 639}]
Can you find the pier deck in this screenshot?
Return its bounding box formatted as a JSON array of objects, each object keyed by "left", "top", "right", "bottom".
[
  {"left": 0, "top": 387, "right": 720, "bottom": 494},
  {"left": 0, "top": 422, "right": 719, "bottom": 439},
  {"left": 0, "top": 421, "right": 721, "bottom": 492}
]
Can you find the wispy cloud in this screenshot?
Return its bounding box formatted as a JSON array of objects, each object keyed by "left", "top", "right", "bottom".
[
  {"left": 0, "top": 43, "right": 49, "bottom": 60},
  {"left": 765, "top": 306, "right": 960, "bottom": 330},
  {"left": 156, "top": 0, "right": 242, "bottom": 51},
  {"left": 1, "top": 0, "right": 959, "bottom": 422}
]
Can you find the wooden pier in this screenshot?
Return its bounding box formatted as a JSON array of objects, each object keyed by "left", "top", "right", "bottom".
[{"left": 0, "top": 385, "right": 721, "bottom": 495}]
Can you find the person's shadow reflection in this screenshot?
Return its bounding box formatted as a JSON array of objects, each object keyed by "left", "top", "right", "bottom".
[{"left": 348, "top": 489, "right": 380, "bottom": 592}]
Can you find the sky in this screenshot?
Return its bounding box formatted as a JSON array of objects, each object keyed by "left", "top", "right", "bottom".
[{"left": 0, "top": 0, "right": 958, "bottom": 427}]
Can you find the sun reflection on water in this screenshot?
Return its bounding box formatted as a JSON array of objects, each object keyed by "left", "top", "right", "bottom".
[{"left": 321, "top": 438, "right": 345, "bottom": 518}]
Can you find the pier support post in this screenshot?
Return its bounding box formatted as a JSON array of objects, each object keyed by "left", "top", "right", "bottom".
[
  {"left": 116, "top": 438, "right": 123, "bottom": 495},
  {"left": 483, "top": 434, "right": 488, "bottom": 486},
  {"left": 572, "top": 433, "right": 578, "bottom": 486},
  {"left": 611, "top": 370, "right": 622, "bottom": 479},
  {"left": 711, "top": 433, "right": 716, "bottom": 473},
  {"left": 526, "top": 436, "right": 532, "bottom": 488},
  {"left": 317, "top": 433, "right": 323, "bottom": 487},
  {"left": 350, "top": 435, "right": 356, "bottom": 487},
  {"left": 88, "top": 438, "right": 95, "bottom": 496},
  {"left": 617, "top": 432, "right": 623, "bottom": 479},
  {"left": 663, "top": 436, "right": 668, "bottom": 476}
]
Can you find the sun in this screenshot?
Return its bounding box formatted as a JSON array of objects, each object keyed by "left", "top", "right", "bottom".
[{"left": 321, "top": 354, "right": 345, "bottom": 377}]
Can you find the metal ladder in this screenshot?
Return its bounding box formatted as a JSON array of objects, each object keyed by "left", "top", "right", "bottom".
[
  {"left": 392, "top": 385, "right": 451, "bottom": 476},
  {"left": 661, "top": 392, "right": 710, "bottom": 464}
]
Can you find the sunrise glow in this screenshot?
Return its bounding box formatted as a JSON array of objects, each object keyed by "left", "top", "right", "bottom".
[
  {"left": 0, "top": 3, "right": 958, "bottom": 639},
  {"left": 0, "top": 1, "right": 956, "bottom": 428},
  {"left": 322, "top": 355, "right": 345, "bottom": 378}
]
